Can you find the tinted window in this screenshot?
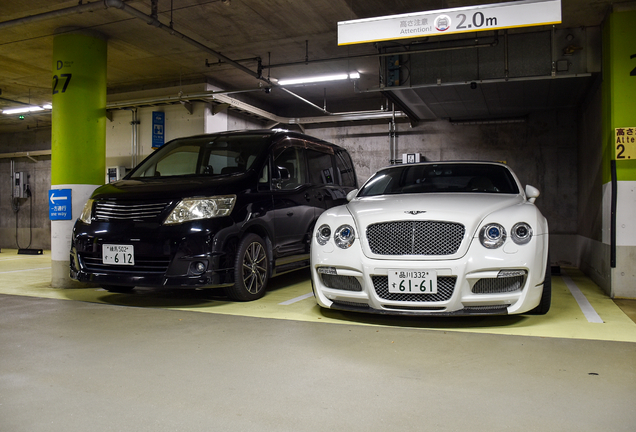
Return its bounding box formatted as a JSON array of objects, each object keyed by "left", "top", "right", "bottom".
[
  {"left": 272, "top": 146, "right": 307, "bottom": 190},
  {"left": 129, "top": 134, "right": 269, "bottom": 178},
  {"left": 335, "top": 149, "right": 356, "bottom": 187},
  {"left": 359, "top": 164, "right": 519, "bottom": 196},
  {"left": 307, "top": 149, "right": 334, "bottom": 184}
]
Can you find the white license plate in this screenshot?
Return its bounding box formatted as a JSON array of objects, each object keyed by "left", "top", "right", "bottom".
[
  {"left": 388, "top": 269, "right": 437, "bottom": 294},
  {"left": 102, "top": 244, "right": 135, "bottom": 266}
]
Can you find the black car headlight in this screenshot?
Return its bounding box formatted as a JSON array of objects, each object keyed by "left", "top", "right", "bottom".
[
  {"left": 79, "top": 199, "right": 94, "bottom": 224},
  {"left": 334, "top": 224, "right": 355, "bottom": 249},
  {"left": 511, "top": 222, "right": 533, "bottom": 245},
  {"left": 479, "top": 223, "right": 506, "bottom": 249},
  {"left": 164, "top": 195, "right": 236, "bottom": 225}
]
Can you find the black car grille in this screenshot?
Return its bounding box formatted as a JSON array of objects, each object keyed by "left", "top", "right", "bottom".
[
  {"left": 472, "top": 275, "right": 525, "bottom": 293},
  {"left": 320, "top": 274, "right": 362, "bottom": 291},
  {"left": 94, "top": 201, "right": 172, "bottom": 222},
  {"left": 372, "top": 275, "right": 456, "bottom": 302},
  {"left": 366, "top": 221, "right": 465, "bottom": 255},
  {"left": 80, "top": 255, "right": 170, "bottom": 274}
]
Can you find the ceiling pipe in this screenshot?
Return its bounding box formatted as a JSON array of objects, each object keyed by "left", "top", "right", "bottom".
[
  {"left": 0, "top": 0, "right": 407, "bottom": 122},
  {"left": 106, "top": 88, "right": 266, "bottom": 109},
  {"left": 103, "top": 0, "right": 264, "bottom": 82},
  {"left": 264, "top": 35, "right": 499, "bottom": 70},
  {"left": 0, "top": 2, "right": 105, "bottom": 31}
]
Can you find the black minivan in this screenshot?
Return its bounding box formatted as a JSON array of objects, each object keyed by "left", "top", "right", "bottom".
[{"left": 70, "top": 129, "right": 357, "bottom": 301}]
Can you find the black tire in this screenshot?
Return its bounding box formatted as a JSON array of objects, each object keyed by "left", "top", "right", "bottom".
[
  {"left": 102, "top": 285, "right": 134, "bottom": 294},
  {"left": 225, "top": 234, "right": 269, "bottom": 301},
  {"left": 529, "top": 257, "right": 551, "bottom": 315}
]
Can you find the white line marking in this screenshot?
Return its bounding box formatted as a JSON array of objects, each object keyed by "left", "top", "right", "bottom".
[
  {"left": 0, "top": 267, "right": 51, "bottom": 274},
  {"left": 561, "top": 269, "right": 604, "bottom": 323},
  {"left": 279, "top": 292, "right": 314, "bottom": 305}
]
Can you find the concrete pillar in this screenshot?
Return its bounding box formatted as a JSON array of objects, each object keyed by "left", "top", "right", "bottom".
[
  {"left": 51, "top": 31, "right": 107, "bottom": 288},
  {"left": 601, "top": 8, "right": 636, "bottom": 298}
]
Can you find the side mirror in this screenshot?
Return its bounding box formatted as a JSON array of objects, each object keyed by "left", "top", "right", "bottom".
[
  {"left": 525, "top": 185, "right": 540, "bottom": 203},
  {"left": 346, "top": 189, "right": 359, "bottom": 202}
]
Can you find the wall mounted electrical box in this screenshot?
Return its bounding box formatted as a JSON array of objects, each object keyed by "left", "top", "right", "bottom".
[
  {"left": 106, "top": 166, "right": 126, "bottom": 183},
  {"left": 14, "top": 171, "right": 28, "bottom": 198}
]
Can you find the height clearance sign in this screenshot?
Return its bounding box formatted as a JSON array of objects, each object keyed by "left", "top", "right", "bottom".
[{"left": 338, "top": 0, "right": 562, "bottom": 45}]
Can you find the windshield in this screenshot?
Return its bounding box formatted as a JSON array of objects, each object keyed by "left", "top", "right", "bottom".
[
  {"left": 129, "top": 134, "right": 270, "bottom": 178},
  {"left": 358, "top": 163, "right": 519, "bottom": 197}
]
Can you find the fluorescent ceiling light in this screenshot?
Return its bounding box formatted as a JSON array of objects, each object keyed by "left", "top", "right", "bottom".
[
  {"left": 2, "top": 105, "right": 52, "bottom": 115},
  {"left": 278, "top": 72, "right": 360, "bottom": 86}
]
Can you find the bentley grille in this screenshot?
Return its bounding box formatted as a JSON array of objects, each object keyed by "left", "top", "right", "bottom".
[{"left": 366, "top": 221, "right": 465, "bottom": 255}]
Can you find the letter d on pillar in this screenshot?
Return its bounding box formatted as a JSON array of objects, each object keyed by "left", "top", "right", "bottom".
[{"left": 51, "top": 31, "right": 107, "bottom": 288}]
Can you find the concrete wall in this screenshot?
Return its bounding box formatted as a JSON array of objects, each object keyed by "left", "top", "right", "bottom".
[
  {"left": 576, "top": 77, "right": 611, "bottom": 293},
  {"left": 0, "top": 128, "right": 52, "bottom": 251}
]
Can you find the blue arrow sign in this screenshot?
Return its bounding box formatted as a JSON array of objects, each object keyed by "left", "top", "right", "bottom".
[{"left": 49, "top": 189, "right": 72, "bottom": 220}]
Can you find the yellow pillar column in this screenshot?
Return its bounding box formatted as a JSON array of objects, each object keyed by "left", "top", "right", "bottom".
[{"left": 51, "top": 31, "right": 107, "bottom": 287}]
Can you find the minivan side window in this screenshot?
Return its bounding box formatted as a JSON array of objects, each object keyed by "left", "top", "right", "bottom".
[
  {"left": 335, "top": 149, "right": 356, "bottom": 187},
  {"left": 307, "top": 149, "right": 335, "bottom": 185},
  {"left": 272, "top": 146, "right": 307, "bottom": 190}
]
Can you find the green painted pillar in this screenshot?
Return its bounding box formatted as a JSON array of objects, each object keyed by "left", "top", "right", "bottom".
[
  {"left": 51, "top": 31, "right": 107, "bottom": 288},
  {"left": 601, "top": 9, "right": 636, "bottom": 298}
]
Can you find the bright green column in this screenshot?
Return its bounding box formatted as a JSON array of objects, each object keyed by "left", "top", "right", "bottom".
[
  {"left": 51, "top": 32, "right": 107, "bottom": 288},
  {"left": 601, "top": 9, "right": 636, "bottom": 298}
]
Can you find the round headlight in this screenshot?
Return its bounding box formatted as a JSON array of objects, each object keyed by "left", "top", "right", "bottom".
[
  {"left": 480, "top": 223, "right": 507, "bottom": 249},
  {"left": 511, "top": 222, "right": 533, "bottom": 245},
  {"left": 334, "top": 224, "right": 355, "bottom": 249},
  {"left": 316, "top": 224, "right": 331, "bottom": 245}
]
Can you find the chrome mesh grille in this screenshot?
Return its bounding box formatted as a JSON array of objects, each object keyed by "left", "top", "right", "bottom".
[
  {"left": 372, "top": 275, "right": 456, "bottom": 302},
  {"left": 320, "top": 274, "right": 362, "bottom": 291},
  {"left": 366, "top": 221, "right": 465, "bottom": 255},
  {"left": 472, "top": 276, "right": 525, "bottom": 294},
  {"left": 94, "top": 201, "right": 171, "bottom": 221}
]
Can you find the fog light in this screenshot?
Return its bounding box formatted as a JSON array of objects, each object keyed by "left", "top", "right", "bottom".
[{"left": 192, "top": 261, "right": 207, "bottom": 275}]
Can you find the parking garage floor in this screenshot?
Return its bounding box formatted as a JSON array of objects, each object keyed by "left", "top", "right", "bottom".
[{"left": 1, "top": 250, "right": 635, "bottom": 431}]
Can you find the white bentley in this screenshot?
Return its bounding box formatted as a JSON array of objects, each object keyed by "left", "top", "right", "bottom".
[{"left": 310, "top": 161, "right": 550, "bottom": 316}]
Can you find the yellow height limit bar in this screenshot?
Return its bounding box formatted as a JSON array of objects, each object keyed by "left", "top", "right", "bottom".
[{"left": 338, "top": 0, "right": 562, "bottom": 45}]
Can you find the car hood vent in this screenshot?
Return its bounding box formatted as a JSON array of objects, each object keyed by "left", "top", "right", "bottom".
[{"left": 94, "top": 200, "right": 172, "bottom": 221}]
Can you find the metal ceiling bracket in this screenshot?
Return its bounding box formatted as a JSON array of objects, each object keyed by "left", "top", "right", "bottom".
[
  {"left": 212, "top": 103, "right": 230, "bottom": 115},
  {"left": 180, "top": 100, "right": 193, "bottom": 115}
]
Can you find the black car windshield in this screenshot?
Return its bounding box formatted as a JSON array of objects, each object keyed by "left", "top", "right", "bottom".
[
  {"left": 129, "top": 134, "right": 270, "bottom": 178},
  {"left": 358, "top": 163, "right": 520, "bottom": 196}
]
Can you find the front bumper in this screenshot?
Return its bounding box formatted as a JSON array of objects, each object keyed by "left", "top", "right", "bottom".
[
  {"left": 70, "top": 219, "right": 236, "bottom": 289},
  {"left": 311, "top": 235, "right": 548, "bottom": 316}
]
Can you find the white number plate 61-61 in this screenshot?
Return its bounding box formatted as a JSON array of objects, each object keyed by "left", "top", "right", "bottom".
[
  {"left": 102, "top": 244, "right": 135, "bottom": 266},
  {"left": 388, "top": 269, "right": 437, "bottom": 294}
]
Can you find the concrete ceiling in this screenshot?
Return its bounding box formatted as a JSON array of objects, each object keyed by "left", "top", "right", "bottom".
[{"left": 0, "top": 0, "right": 619, "bottom": 134}]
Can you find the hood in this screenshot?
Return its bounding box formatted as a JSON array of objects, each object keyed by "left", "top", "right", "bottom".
[
  {"left": 91, "top": 173, "right": 253, "bottom": 201},
  {"left": 347, "top": 193, "right": 526, "bottom": 260}
]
